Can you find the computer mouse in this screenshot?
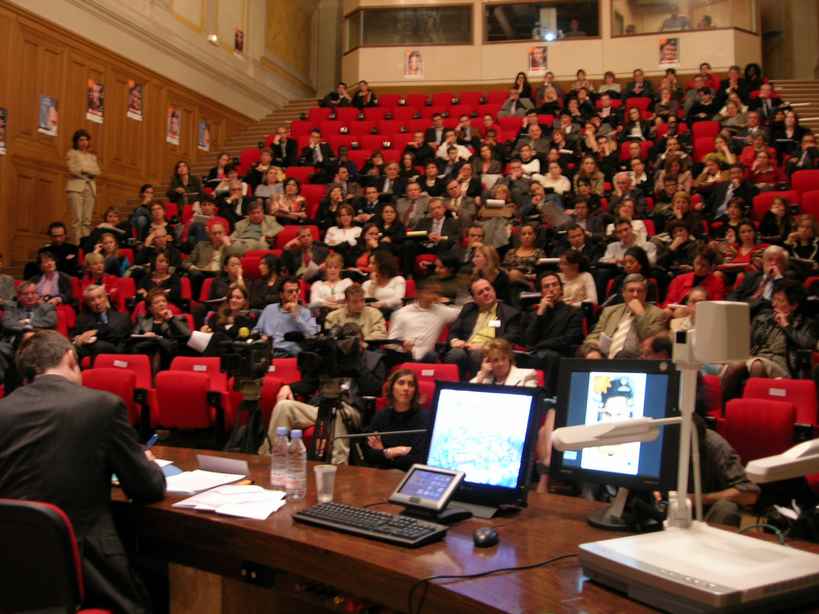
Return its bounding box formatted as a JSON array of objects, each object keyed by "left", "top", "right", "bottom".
[{"left": 473, "top": 527, "right": 499, "bottom": 548}]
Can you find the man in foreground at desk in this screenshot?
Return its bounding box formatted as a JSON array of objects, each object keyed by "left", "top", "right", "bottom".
[{"left": 0, "top": 330, "right": 166, "bottom": 613}]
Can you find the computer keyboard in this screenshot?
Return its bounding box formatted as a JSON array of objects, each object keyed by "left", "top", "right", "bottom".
[{"left": 293, "top": 502, "right": 447, "bottom": 547}]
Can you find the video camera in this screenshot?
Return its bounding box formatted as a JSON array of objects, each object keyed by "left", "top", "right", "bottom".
[{"left": 221, "top": 324, "right": 272, "bottom": 383}]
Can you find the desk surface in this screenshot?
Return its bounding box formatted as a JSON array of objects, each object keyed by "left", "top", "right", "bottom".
[{"left": 114, "top": 447, "right": 818, "bottom": 614}]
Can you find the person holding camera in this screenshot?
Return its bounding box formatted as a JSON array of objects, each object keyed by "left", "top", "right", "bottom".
[{"left": 258, "top": 322, "right": 385, "bottom": 464}]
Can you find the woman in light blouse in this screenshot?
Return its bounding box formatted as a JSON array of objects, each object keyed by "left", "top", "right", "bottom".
[
  {"left": 309, "top": 253, "right": 352, "bottom": 310},
  {"left": 65, "top": 129, "right": 102, "bottom": 243},
  {"left": 324, "top": 204, "right": 361, "bottom": 267},
  {"left": 362, "top": 250, "right": 405, "bottom": 312},
  {"left": 558, "top": 249, "right": 597, "bottom": 306}
]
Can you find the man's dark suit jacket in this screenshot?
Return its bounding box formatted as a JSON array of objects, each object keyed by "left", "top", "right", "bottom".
[
  {"left": 412, "top": 217, "right": 461, "bottom": 251},
  {"left": 423, "top": 127, "right": 445, "bottom": 148},
  {"left": 447, "top": 301, "right": 523, "bottom": 345},
  {"left": 74, "top": 309, "right": 132, "bottom": 353},
  {"left": 523, "top": 301, "right": 584, "bottom": 354},
  {"left": 728, "top": 269, "right": 802, "bottom": 311},
  {"left": 271, "top": 138, "right": 297, "bottom": 167},
  {"left": 403, "top": 143, "right": 435, "bottom": 166},
  {"left": 298, "top": 143, "right": 334, "bottom": 167},
  {"left": 0, "top": 375, "right": 165, "bottom": 612},
  {"left": 706, "top": 180, "right": 756, "bottom": 216}
]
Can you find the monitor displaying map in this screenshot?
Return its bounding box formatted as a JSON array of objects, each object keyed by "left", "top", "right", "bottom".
[{"left": 426, "top": 385, "right": 537, "bottom": 490}]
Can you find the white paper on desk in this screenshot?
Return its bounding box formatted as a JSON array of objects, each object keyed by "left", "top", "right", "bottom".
[
  {"left": 154, "top": 459, "right": 174, "bottom": 468},
  {"left": 173, "top": 485, "right": 287, "bottom": 520},
  {"left": 216, "top": 498, "right": 287, "bottom": 520},
  {"left": 165, "top": 470, "right": 245, "bottom": 495}
]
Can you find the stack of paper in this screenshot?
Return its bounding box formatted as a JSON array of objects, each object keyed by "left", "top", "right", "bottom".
[
  {"left": 172, "top": 485, "right": 287, "bottom": 520},
  {"left": 164, "top": 469, "right": 246, "bottom": 495}
]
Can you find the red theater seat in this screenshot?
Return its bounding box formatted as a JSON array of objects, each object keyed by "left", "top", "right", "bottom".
[{"left": 0, "top": 499, "right": 113, "bottom": 614}]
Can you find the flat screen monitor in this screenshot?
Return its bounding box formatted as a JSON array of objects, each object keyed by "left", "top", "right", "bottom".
[
  {"left": 549, "top": 359, "right": 680, "bottom": 493},
  {"left": 425, "top": 382, "right": 541, "bottom": 515}
]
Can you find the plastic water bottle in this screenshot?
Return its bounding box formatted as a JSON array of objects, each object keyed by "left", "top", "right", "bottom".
[
  {"left": 269, "top": 426, "right": 289, "bottom": 490},
  {"left": 286, "top": 429, "right": 307, "bottom": 501}
]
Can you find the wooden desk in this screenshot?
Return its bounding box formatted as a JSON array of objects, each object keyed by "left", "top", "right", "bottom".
[{"left": 113, "top": 447, "right": 817, "bottom": 614}]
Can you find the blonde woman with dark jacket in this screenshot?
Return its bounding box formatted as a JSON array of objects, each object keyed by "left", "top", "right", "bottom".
[{"left": 65, "top": 129, "right": 101, "bottom": 243}]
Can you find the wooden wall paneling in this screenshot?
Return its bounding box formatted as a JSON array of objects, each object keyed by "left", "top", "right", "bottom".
[
  {"left": 0, "top": 4, "right": 254, "bottom": 265},
  {"left": 0, "top": 10, "right": 13, "bottom": 262},
  {"left": 10, "top": 156, "right": 63, "bottom": 258}
]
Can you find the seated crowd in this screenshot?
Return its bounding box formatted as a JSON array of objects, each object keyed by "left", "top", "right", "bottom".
[{"left": 1, "top": 62, "right": 818, "bottom": 517}]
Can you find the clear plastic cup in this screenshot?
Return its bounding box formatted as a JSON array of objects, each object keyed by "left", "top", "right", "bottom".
[{"left": 314, "top": 465, "right": 337, "bottom": 503}]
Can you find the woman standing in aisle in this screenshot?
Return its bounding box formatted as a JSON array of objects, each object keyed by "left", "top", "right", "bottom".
[{"left": 65, "top": 129, "right": 101, "bottom": 244}]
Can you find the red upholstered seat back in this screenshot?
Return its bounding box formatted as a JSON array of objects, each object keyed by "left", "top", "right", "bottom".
[
  {"left": 723, "top": 398, "right": 796, "bottom": 464},
  {"left": 155, "top": 371, "right": 212, "bottom": 429},
  {"left": 743, "top": 378, "right": 818, "bottom": 425}
]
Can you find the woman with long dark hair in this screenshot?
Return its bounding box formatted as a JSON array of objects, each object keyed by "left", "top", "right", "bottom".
[
  {"left": 248, "top": 254, "right": 285, "bottom": 309},
  {"left": 363, "top": 369, "right": 429, "bottom": 470},
  {"left": 167, "top": 160, "right": 202, "bottom": 210}
]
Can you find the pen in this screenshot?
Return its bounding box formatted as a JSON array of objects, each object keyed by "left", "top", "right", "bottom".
[{"left": 145, "top": 433, "right": 160, "bottom": 449}]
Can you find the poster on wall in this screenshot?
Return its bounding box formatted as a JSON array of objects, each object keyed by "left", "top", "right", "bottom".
[
  {"left": 166, "top": 106, "right": 181, "bottom": 145},
  {"left": 38, "top": 95, "right": 59, "bottom": 137},
  {"left": 198, "top": 119, "right": 211, "bottom": 152},
  {"left": 404, "top": 49, "right": 423, "bottom": 79},
  {"left": 234, "top": 28, "right": 244, "bottom": 54},
  {"left": 0, "top": 107, "right": 7, "bottom": 155},
  {"left": 86, "top": 79, "right": 104, "bottom": 124},
  {"left": 127, "top": 81, "right": 143, "bottom": 122},
  {"left": 659, "top": 37, "right": 680, "bottom": 68},
  {"left": 528, "top": 46, "right": 548, "bottom": 74}
]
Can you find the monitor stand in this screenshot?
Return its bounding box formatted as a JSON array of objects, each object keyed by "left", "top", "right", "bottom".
[
  {"left": 587, "top": 487, "right": 662, "bottom": 532},
  {"left": 400, "top": 504, "right": 473, "bottom": 525},
  {"left": 446, "top": 500, "right": 500, "bottom": 520}
]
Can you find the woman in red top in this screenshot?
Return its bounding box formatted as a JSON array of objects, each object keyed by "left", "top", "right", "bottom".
[
  {"left": 749, "top": 149, "right": 779, "bottom": 191},
  {"left": 663, "top": 248, "right": 726, "bottom": 309},
  {"left": 726, "top": 221, "right": 767, "bottom": 269}
]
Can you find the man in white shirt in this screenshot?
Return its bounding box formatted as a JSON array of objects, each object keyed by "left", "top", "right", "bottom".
[
  {"left": 600, "top": 219, "right": 657, "bottom": 265},
  {"left": 388, "top": 279, "right": 459, "bottom": 362},
  {"left": 435, "top": 129, "right": 471, "bottom": 162}
]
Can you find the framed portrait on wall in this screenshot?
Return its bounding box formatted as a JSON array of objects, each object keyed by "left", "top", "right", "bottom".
[
  {"left": 86, "top": 79, "right": 104, "bottom": 124},
  {"left": 404, "top": 49, "right": 423, "bottom": 79},
  {"left": 528, "top": 46, "right": 548, "bottom": 74},
  {"left": 37, "top": 96, "right": 58, "bottom": 137},
  {"left": 198, "top": 120, "right": 211, "bottom": 152},
  {"left": 234, "top": 28, "right": 244, "bottom": 54},
  {"left": 127, "top": 81, "right": 144, "bottom": 121},
  {"left": 166, "top": 106, "right": 181, "bottom": 145},
  {"left": 659, "top": 37, "right": 680, "bottom": 67}
]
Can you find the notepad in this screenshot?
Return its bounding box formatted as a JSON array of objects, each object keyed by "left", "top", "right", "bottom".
[
  {"left": 164, "top": 470, "right": 245, "bottom": 495},
  {"left": 173, "top": 485, "right": 287, "bottom": 520}
]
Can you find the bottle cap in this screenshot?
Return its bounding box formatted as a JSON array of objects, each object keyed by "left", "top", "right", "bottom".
[
  {"left": 275, "top": 426, "right": 289, "bottom": 436},
  {"left": 291, "top": 429, "right": 303, "bottom": 439}
]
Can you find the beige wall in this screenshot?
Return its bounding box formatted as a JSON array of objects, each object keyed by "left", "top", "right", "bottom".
[
  {"left": 6, "top": 0, "right": 319, "bottom": 120},
  {"left": 342, "top": 0, "right": 762, "bottom": 86}
]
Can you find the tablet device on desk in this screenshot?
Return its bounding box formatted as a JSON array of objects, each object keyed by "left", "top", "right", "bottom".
[{"left": 388, "top": 465, "right": 464, "bottom": 513}]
